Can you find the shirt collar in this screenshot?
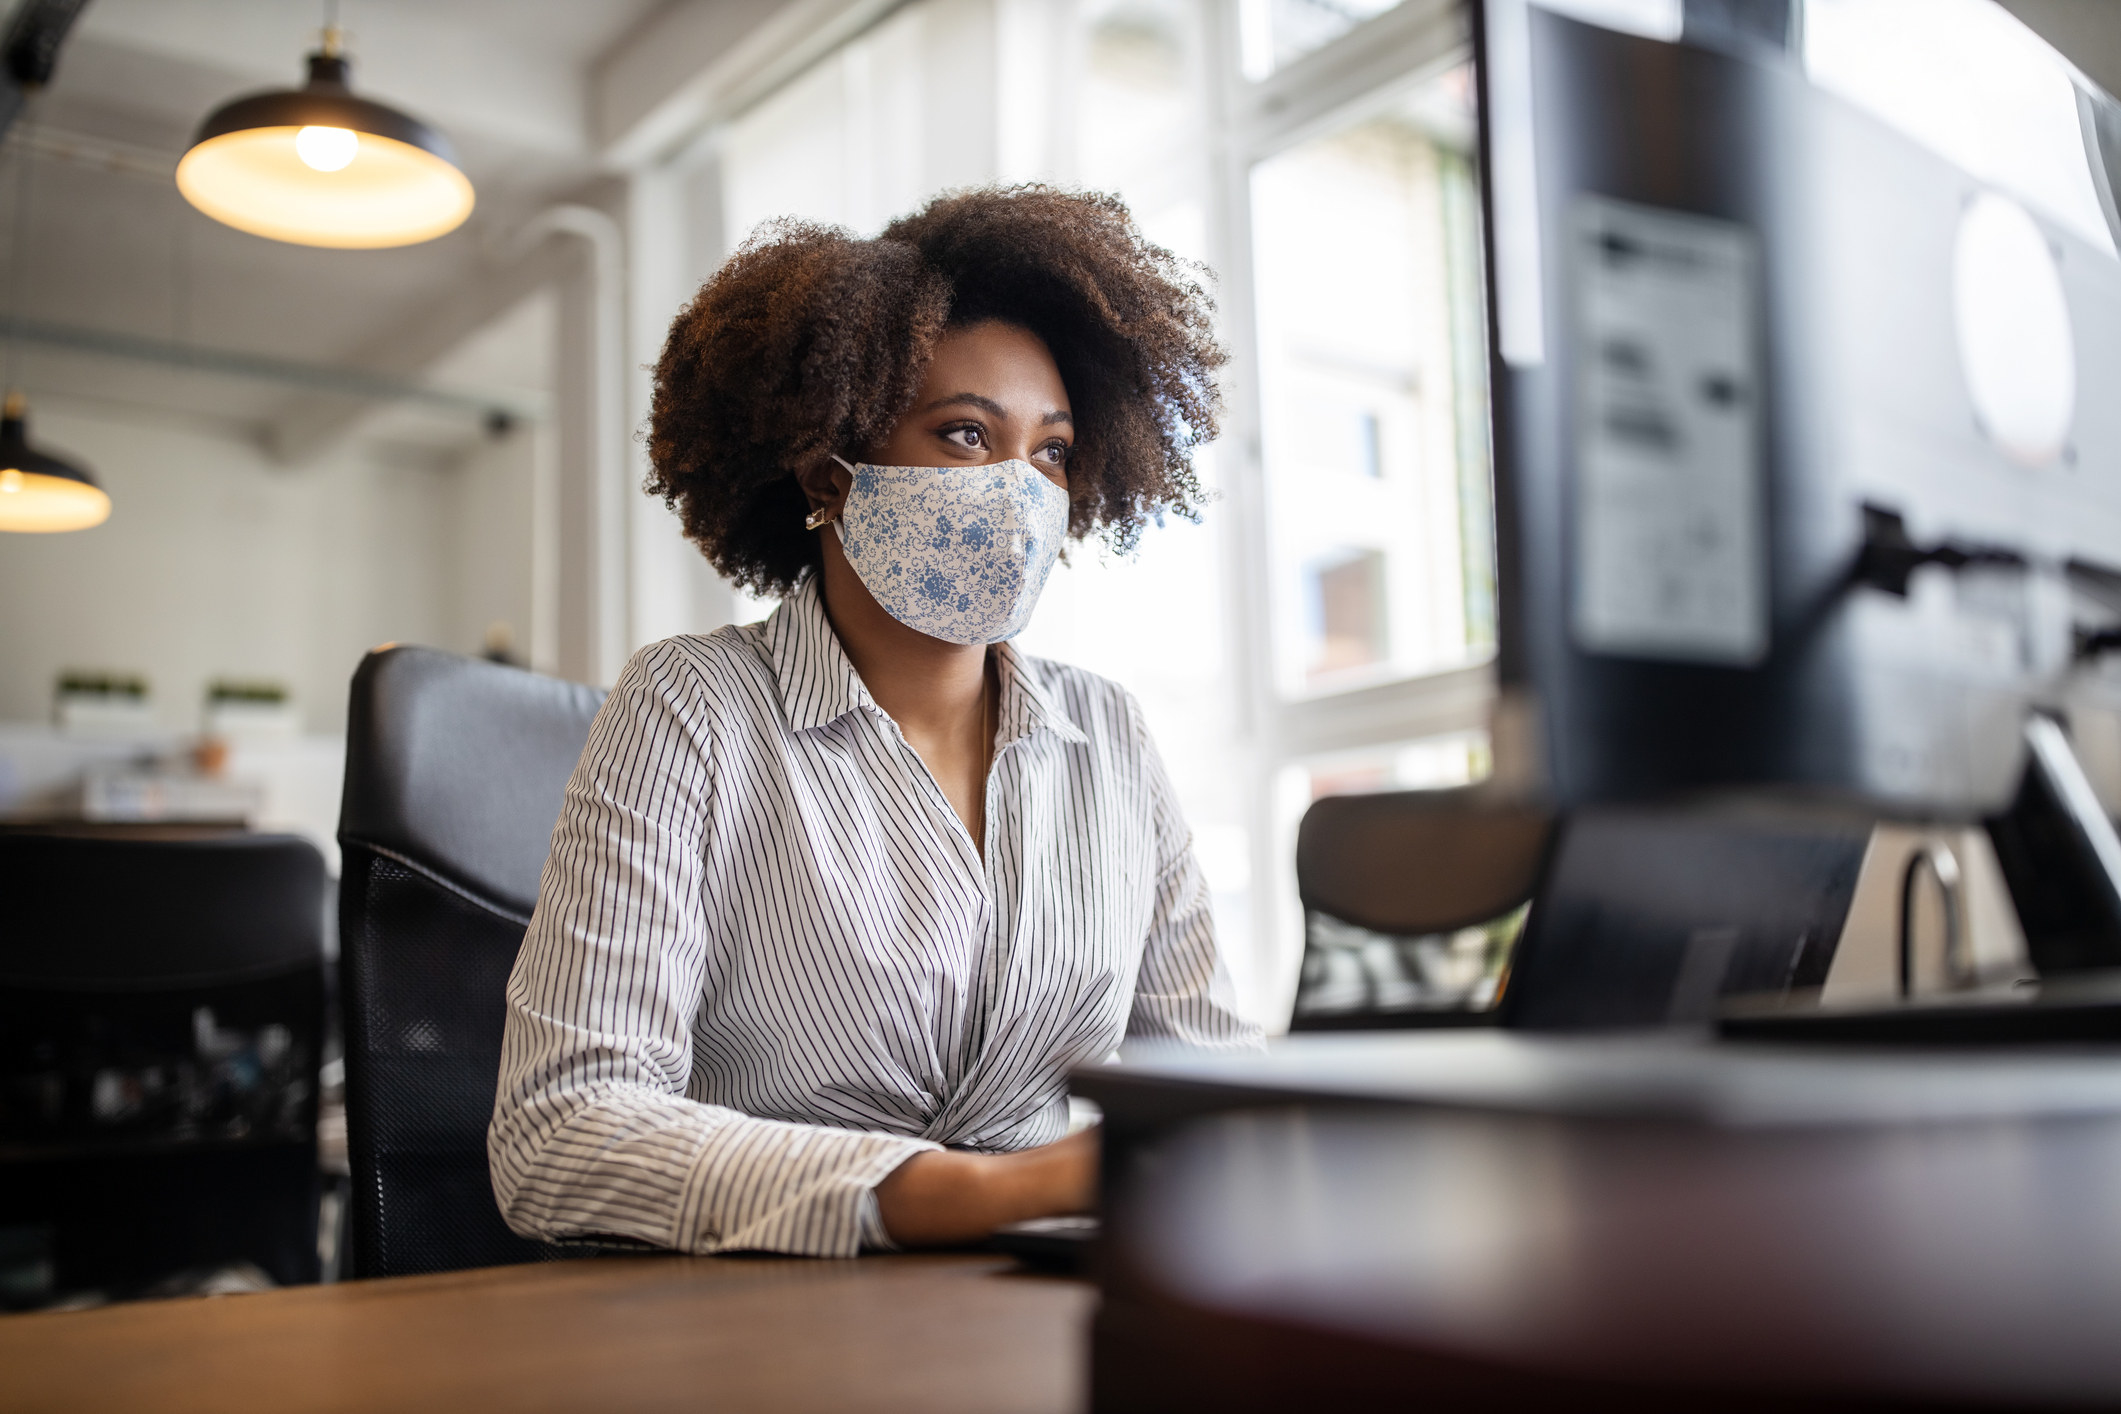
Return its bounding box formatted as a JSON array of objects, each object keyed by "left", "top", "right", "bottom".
[
  {"left": 764, "top": 574, "right": 1090, "bottom": 747},
  {"left": 765, "top": 575, "right": 878, "bottom": 734},
  {"left": 994, "top": 640, "right": 1091, "bottom": 748}
]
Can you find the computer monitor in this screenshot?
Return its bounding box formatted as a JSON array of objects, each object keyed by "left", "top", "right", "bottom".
[
  {"left": 1475, "top": 0, "right": 2121, "bottom": 817},
  {"left": 1472, "top": 0, "right": 2121, "bottom": 990}
]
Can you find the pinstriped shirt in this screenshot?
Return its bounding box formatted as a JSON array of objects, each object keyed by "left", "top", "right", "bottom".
[{"left": 488, "top": 575, "right": 1257, "bottom": 1258}]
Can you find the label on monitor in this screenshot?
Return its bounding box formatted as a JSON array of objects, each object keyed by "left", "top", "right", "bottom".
[{"left": 1571, "top": 196, "right": 1766, "bottom": 665}]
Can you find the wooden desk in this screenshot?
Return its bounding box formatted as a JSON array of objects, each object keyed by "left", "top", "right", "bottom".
[
  {"left": 1085, "top": 1037, "right": 2121, "bottom": 1411},
  {"left": 0, "top": 1253, "right": 1091, "bottom": 1414}
]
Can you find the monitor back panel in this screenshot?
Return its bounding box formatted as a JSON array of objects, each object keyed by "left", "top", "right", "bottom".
[
  {"left": 1479, "top": 5, "right": 2121, "bottom": 817},
  {"left": 1499, "top": 804, "right": 1868, "bottom": 1030}
]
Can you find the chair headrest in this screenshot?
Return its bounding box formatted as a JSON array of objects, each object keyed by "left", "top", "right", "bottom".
[
  {"left": 1296, "top": 787, "right": 1556, "bottom": 937},
  {"left": 338, "top": 646, "right": 606, "bottom": 920}
]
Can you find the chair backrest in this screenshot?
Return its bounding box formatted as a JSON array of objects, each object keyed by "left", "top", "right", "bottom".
[
  {"left": 0, "top": 831, "right": 327, "bottom": 1293},
  {"left": 336, "top": 645, "right": 604, "bottom": 1278},
  {"left": 1296, "top": 787, "right": 1556, "bottom": 938},
  {"left": 1290, "top": 787, "right": 1556, "bottom": 1029},
  {"left": 0, "top": 830, "right": 326, "bottom": 992}
]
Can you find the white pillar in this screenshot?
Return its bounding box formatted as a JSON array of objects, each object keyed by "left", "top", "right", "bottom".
[
  {"left": 625, "top": 162, "right": 738, "bottom": 650},
  {"left": 538, "top": 207, "right": 629, "bottom": 686}
]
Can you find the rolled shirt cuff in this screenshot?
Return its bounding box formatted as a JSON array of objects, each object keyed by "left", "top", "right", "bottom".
[
  {"left": 676, "top": 1115, "right": 939, "bottom": 1258},
  {"left": 856, "top": 1187, "right": 898, "bottom": 1252}
]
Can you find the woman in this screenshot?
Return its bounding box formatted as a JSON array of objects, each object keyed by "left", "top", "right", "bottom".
[{"left": 489, "top": 186, "right": 1258, "bottom": 1258}]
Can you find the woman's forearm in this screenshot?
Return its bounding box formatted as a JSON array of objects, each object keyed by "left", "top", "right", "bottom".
[{"left": 875, "top": 1127, "right": 1098, "bottom": 1247}]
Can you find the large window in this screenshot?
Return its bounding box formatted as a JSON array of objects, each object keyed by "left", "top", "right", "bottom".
[
  {"left": 694, "top": 0, "right": 1489, "bottom": 1028},
  {"left": 1239, "top": 0, "right": 1412, "bottom": 78},
  {"left": 1220, "top": 0, "right": 1496, "bottom": 1023},
  {"left": 1250, "top": 65, "right": 1490, "bottom": 697}
]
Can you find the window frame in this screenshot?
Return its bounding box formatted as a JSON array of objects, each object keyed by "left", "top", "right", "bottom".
[{"left": 1201, "top": 0, "right": 1497, "bottom": 1018}]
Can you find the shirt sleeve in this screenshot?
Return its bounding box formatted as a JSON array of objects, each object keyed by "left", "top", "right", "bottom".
[
  {"left": 1123, "top": 697, "right": 1265, "bottom": 1050},
  {"left": 487, "top": 642, "right": 937, "bottom": 1258}
]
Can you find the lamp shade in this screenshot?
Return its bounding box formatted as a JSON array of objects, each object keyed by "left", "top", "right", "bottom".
[
  {"left": 0, "top": 396, "right": 107, "bottom": 533},
  {"left": 177, "top": 51, "right": 474, "bottom": 249}
]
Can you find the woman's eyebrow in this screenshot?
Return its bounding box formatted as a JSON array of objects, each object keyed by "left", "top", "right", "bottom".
[
  {"left": 920, "top": 392, "right": 1006, "bottom": 417},
  {"left": 919, "top": 393, "right": 1074, "bottom": 427}
]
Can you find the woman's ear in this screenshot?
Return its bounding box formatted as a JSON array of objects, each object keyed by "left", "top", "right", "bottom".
[{"left": 794, "top": 455, "right": 853, "bottom": 522}]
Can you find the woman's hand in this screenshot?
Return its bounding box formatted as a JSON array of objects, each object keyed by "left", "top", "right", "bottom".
[{"left": 874, "top": 1126, "right": 1099, "bottom": 1247}]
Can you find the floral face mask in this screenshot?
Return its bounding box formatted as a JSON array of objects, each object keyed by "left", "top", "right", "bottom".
[{"left": 830, "top": 454, "right": 1070, "bottom": 645}]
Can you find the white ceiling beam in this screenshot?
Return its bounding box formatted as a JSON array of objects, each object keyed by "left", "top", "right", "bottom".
[
  {"left": 263, "top": 235, "right": 578, "bottom": 466},
  {"left": 593, "top": 0, "right": 905, "bottom": 168}
]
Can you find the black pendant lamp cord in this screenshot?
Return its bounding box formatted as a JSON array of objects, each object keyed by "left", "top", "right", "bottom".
[{"left": 5, "top": 93, "right": 32, "bottom": 401}]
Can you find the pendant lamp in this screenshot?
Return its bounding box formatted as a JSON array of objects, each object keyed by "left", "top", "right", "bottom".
[
  {"left": 176, "top": 26, "right": 473, "bottom": 249},
  {"left": 0, "top": 391, "right": 107, "bottom": 533},
  {"left": 0, "top": 104, "right": 104, "bottom": 534}
]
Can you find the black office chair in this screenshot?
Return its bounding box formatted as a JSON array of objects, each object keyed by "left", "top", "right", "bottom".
[
  {"left": 0, "top": 831, "right": 327, "bottom": 1304},
  {"left": 1289, "top": 787, "right": 1554, "bottom": 1030},
  {"left": 336, "top": 646, "right": 605, "bottom": 1278}
]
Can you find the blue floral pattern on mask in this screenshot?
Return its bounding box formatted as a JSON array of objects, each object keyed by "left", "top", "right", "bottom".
[{"left": 834, "top": 457, "right": 1070, "bottom": 645}]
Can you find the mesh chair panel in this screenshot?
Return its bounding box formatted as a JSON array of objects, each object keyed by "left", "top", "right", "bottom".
[
  {"left": 340, "top": 846, "right": 564, "bottom": 1277},
  {"left": 338, "top": 646, "right": 617, "bottom": 1277}
]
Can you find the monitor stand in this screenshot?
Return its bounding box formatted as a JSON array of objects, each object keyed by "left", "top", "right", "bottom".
[{"left": 1724, "top": 716, "right": 2121, "bottom": 1044}]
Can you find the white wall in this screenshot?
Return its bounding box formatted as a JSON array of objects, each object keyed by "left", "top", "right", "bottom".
[
  {"left": 446, "top": 421, "right": 545, "bottom": 672},
  {"left": 0, "top": 402, "right": 459, "bottom": 734}
]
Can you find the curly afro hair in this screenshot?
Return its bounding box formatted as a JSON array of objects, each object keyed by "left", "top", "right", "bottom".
[{"left": 646, "top": 185, "right": 1227, "bottom": 596}]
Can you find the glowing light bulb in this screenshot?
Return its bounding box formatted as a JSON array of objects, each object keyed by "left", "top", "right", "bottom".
[
  {"left": 296, "top": 125, "right": 358, "bottom": 172},
  {"left": 0, "top": 468, "right": 20, "bottom": 493}
]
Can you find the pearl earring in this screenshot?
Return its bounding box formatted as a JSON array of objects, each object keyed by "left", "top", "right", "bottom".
[{"left": 804, "top": 507, "right": 835, "bottom": 531}]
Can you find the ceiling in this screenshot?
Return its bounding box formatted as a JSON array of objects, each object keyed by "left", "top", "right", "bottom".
[
  {"left": 12, "top": 0, "right": 2121, "bottom": 468},
  {"left": 6, "top": 0, "right": 669, "bottom": 459}
]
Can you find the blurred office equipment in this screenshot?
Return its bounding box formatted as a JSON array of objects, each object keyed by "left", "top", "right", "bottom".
[
  {"left": 64, "top": 766, "right": 264, "bottom": 825},
  {"left": 1485, "top": 0, "right": 2121, "bottom": 869},
  {"left": 1091, "top": 0, "right": 2121, "bottom": 1404},
  {"left": 1500, "top": 806, "right": 1871, "bottom": 1027},
  {"left": 0, "top": 723, "right": 346, "bottom": 878},
  {"left": 336, "top": 644, "right": 601, "bottom": 1277},
  {"left": 1472, "top": 0, "right": 2121, "bottom": 1024},
  {"left": 0, "top": 831, "right": 326, "bottom": 1306},
  {"left": 1290, "top": 0, "right": 2121, "bottom": 1038},
  {"left": 1288, "top": 790, "right": 1871, "bottom": 1029}
]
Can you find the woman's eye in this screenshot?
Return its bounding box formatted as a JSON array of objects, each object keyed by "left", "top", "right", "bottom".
[
  {"left": 1038, "top": 441, "right": 1070, "bottom": 465},
  {"left": 943, "top": 425, "right": 986, "bottom": 450}
]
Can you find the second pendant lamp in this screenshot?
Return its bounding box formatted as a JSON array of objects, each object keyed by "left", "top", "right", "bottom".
[
  {"left": 176, "top": 23, "right": 473, "bottom": 249},
  {"left": 0, "top": 393, "right": 107, "bottom": 533}
]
